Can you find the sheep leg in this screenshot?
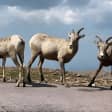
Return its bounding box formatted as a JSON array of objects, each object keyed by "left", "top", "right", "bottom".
[
  {"left": 60, "top": 62, "right": 65, "bottom": 85},
  {"left": 88, "top": 64, "right": 103, "bottom": 87},
  {"left": 27, "top": 54, "right": 37, "bottom": 83},
  {"left": 2, "top": 58, "right": 6, "bottom": 82},
  {"left": 111, "top": 86, "right": 112, "bottom": 90},
  {"left": 38, "top": 56, "right": 45, "bottom": 83},
  {"left": 11, "top": 53, "right": 22, "bottom": 87},
  {"left": 110, "top": 66, "right": 112, "bottom": 89},
  {"left": 18, "top": 53, "right": 25, "bottom": 87},
  {"left": 110, "top": 66, "right": 112, "bottom": 76}
]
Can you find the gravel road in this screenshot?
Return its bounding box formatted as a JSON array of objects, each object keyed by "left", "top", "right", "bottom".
[{"left": 0, "top": 82, "right": 112, "bottom": 112}]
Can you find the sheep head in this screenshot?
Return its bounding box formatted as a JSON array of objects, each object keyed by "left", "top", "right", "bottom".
[
  {"left": 68, "top": 28, "right": 85, "bottom": 48},
  {"left": 95, "top": 35, "right": 112, "bottom": 60},
  {"left": 68, "top": 27, "right": 85, "bottom": 40}
]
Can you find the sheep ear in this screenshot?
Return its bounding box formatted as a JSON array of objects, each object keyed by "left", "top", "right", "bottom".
[{"left": 67, "top": 33, "right": 71, "bottom": 39}]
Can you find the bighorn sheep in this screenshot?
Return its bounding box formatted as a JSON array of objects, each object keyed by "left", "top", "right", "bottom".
[
  {"left": 0, "top": 35, "right": 25, "bottom": 87},
  {"left": 88, "top": 35, "right": 112, "bottom": 88},
  {"left": 27, "top": 28, "right": 85, "bottom": 84}
]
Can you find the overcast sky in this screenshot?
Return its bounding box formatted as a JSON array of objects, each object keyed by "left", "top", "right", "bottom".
[{"left": 0, "top": 0, "right": 112, "bottom": 71}]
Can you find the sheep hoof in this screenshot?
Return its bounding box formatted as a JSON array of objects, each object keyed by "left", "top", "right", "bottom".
[
  {"left": 23, "top": 82, "right": 26, "bottom": 87},
  {"left": 28, "top": 79, "right": 32, "bottom": 83},
  {"left": 65, "top": 83, "right": 71, "bottom": 88},
  {"left": 45, "top": 80, "right": 48, "bottom": 83},
  {"left": 110, "top": 86, "right": 112, "bottom": 90},
  {"left": 39, "top": 80, "right": 47, "bottom": 84},
  {"left": 27, "top": 76, "right": 32, "bottom": 83},
  {"left": 61, "top": 82, "right": 64, "bottom": 85},
  {"left": 88, "top": 83, "right": 92, "bottom": 87},
  {"left": 23, "top": 84, "right": 26, "bottom": 87},
  {"left": 88, "top": 83, "right": 96, "bottom": 87},
  {"left": 16, "top": 82, "right": 20, "bottom": 87},
  {"left": 16, "top": 85, "right": 19, "bottom": 87},
  {"left": 3, "top": 78, "right": 6, "bottom": 82}
]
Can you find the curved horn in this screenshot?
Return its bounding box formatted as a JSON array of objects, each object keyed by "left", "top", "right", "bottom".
[
  {"left": 77, "top": 27, "right": 84, "bottom": 34},
  {"left": 96, "top": 35, "right": 102, "bottom": 42},
  {"left": 106, "top": 36, "right": 112, "bottom": 43}
]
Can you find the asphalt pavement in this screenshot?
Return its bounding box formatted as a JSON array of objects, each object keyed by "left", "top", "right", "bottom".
[{"left": 0, "top": 82, "right": 112, "bottom": 112}]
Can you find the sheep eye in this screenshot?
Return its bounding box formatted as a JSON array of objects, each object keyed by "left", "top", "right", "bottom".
[
  {"left": 97, "top": 44, "right": 100, "bottom": 48},
  {"left": 69, "top": 45, "right": 73, "bottom": 49},
  {"left": 69, "top": 33, "right": 72, "bottom": 35}
]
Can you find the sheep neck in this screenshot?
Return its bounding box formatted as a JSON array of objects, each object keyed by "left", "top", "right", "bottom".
[
  {"left": 71, "top": 40, "right": 79, "bottom": 53},
  {"left": 66, "top": 39, "right": 79, "bottom": 60}
]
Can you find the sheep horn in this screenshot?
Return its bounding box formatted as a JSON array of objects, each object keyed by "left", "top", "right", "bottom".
[
  {"left": 77, "top": 27, "right": 84, "bottom": 34},
  {"left": 96, "top": 35, "right": 102, "bottom": 42},
  {"left": 106, "top": 36, "right": 112, "bottom": 43}
]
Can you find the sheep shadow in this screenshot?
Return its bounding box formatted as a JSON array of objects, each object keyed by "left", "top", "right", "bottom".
[
  {"left": 76, "top": 85, "right": 112, "bottom": 92},
  {"left": 26, "top": 81, "right": 57, "bottom": 88}
]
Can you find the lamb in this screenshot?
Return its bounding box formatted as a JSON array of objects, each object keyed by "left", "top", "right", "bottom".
[
  {"left": 0, "top": 35, "right": 25, "bottom": 87},
  {"left": 27, "top": 28, "right": 85, "bottom": 84},
  {"left": 88, "top": 35, "right": 112, "bottom": 88}
]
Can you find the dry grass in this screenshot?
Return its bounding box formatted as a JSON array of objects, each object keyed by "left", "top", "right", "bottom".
[{"left": 0, "top": 67, "right": 112, "bottom": 87}]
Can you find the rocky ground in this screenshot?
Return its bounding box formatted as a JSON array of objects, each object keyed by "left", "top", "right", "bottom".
[{"left": 0, "top": 67, "right": 111, "bottom": 88}]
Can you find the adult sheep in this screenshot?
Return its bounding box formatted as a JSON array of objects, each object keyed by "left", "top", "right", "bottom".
[
  {"left": 88, "top": 35, "right": 112, "bottom": 89},
  {"left": 0, "top": 35, "right": 25, "bottom": 87},
  {"left": 27, "top": 28, "right": 85, "bottom": 84}
]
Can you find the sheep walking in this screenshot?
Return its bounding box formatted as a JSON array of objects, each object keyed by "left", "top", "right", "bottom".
[
  {"left": 27, "top": 28, "right": 85, "bottom": 84},
  {"left": 0, "top": 35, "right": 25, "bottom": 87},
  {"left": 88, "top": 35, "right": 112, "bottom": 88}
]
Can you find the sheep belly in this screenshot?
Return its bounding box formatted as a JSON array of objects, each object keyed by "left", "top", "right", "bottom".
[
  {"left": 0, "top": 47, "right": 9, "bottom": 58},
  {"left": 41, "top": 43, "right": 58, "bottom": 60}
]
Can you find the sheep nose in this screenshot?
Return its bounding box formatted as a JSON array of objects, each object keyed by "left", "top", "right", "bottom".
[
  {"left": 98, "top": 52, "right": 105, "bottom": 59},
  {"left": 100, "top": 55, "right": 104, "bottom": 58},
  {"left": 99, "top": 54, "right": 105, "bottom": 59}
]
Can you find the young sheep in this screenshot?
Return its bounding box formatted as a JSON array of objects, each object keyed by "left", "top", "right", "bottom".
[
  {"left": 0, "top": 35, "right": 25, "bottom": 87},
  {"left": 27, "top": 28, "right": 85, "bottom": 84},
  {"left": 88, "top": 35, "right": 112, "bottom": 88}
]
